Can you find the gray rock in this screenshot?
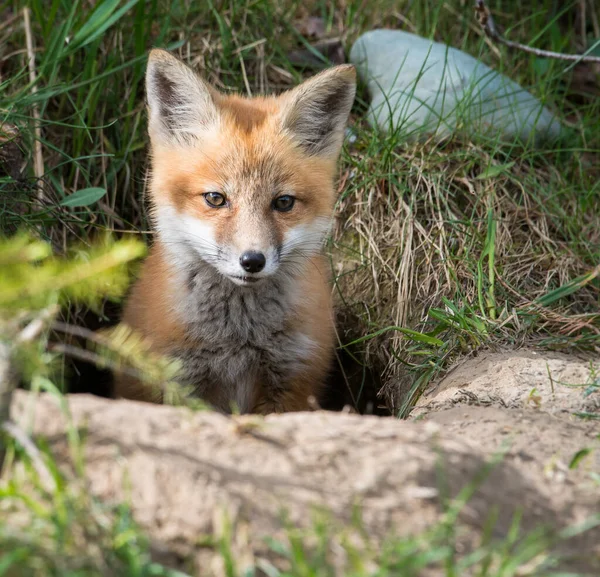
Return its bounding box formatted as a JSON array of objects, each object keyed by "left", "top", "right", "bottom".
[{"left": 349, "top": 29, "right": 562, "bottom": 143}]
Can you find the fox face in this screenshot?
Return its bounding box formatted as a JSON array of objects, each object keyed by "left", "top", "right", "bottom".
[{"left": 145, "top": 49, "right": 355, "bottom": 286}]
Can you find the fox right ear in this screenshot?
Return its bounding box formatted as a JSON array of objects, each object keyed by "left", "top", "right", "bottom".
[
  {"left": 146, "top": 49, "right": 219, "bottom": 146},
  {"left": 279, "top": 65, "right": 356, "bottom": 159}
]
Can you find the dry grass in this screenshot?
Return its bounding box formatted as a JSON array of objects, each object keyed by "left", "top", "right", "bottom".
[{"left": 333, "top": 131, "right": 600, "bottom": 412}]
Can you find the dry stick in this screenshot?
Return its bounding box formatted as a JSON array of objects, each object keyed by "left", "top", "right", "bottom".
[
  {"left": 0, "top": 342, "right": 15, "bottom": 467},
  {"left": 475, "top": 0, "right": 600, "bottom": 64},
  {"left": 1, "top": 421, "right": 56, "bottom": 491},
  {"left": 1, "top": 307, "right": 59, "bottom": 467},
  {"left": 23, "top": 7, "right": 45, "bottom": 200},
  {"left": 47, "top": 342, "right": 172, "bottom": 397}
]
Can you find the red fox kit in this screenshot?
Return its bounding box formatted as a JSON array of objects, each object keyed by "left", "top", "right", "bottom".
[{"left": 115, "top": 49, "right": 356, "bottom": 414}]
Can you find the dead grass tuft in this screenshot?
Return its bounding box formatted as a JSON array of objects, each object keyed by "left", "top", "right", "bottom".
[{"left": 332, "top": 132, "right": 600, "bottom": 413}]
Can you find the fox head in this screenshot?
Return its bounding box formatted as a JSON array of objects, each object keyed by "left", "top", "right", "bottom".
[{"left": 145, "top": 49, "right": 355, "bottom": 287}]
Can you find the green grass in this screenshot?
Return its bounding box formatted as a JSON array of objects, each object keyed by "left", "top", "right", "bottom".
[
  {"left": 2, "top": 0, "right": 599, "bottom": 412},
  {"left": 0, "top": 433, "right": 185, "bottom": 577},
  {"left": 1, "top": 0, "right": 600, "bottom": 572}
]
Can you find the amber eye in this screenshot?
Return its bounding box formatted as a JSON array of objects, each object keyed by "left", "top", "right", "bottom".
[
  {"left": 203, "top": 192, "right": 227, "bottom": 208},
  {"left": 272, "top": 195, "right": 295, "bottom": 212}
]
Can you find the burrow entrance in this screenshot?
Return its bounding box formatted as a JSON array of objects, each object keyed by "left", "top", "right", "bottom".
[{"left": 61, "top": 304, "right": 390, "bottom": 416}]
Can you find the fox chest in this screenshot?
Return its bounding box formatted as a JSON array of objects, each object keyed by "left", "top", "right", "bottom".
[{"left": 172, "top": 275, "right": 314, "bottom": 412}]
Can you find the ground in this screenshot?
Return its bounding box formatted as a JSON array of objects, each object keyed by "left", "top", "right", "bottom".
[{"left": 7, "top": 350, "right": 600, "bottom": 575}]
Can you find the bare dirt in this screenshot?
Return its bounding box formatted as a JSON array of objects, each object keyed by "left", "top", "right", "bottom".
[
  {"left": 8, "top": 349, "right": 600, "bottom": 574},
  {"left": 413, "top": 351, "right": 600, "bottom": 483}
]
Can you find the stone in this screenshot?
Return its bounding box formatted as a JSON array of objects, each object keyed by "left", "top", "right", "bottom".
[{"left": 349, "top": 29, "right": 562, "bottom": 143}]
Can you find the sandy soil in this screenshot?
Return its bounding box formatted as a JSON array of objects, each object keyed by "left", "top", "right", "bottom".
[{"left": 7, "top": 349, "right": 600, "bottom": 574}]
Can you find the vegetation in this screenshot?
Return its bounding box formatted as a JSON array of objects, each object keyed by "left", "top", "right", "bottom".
[
  {"left": 0, "top": 233, "right": 173, "bottom": 575},
  {"left": 1, "top": 0, "right": 599, "bottom": 574},
  {"left": 2, "top": 0, "right": 599, "bottom": 414}
]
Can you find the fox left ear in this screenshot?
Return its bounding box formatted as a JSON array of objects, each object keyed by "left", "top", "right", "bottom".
[
  {"left": 279, "top": 65, "right": 356, "bottom": 159},
  {"left": 146, "top": 48, "right": 219, "bottom": 146}
]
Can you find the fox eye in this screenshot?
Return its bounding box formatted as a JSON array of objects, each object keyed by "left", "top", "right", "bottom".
[
  {"left": 272, "top": 195, "right": 295, "bottom": 212},
  {"left": 203, "top": 192, "right": 227, "bottom": 208}
]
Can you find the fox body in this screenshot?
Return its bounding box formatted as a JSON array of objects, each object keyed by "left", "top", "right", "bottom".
[{"left": 115, "top": 49, "right": 356, "bottom": 414}]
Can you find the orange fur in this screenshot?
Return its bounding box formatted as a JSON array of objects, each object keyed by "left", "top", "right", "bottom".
[{"left": 114, "top": 49, "right": 355, "bottom": 413}]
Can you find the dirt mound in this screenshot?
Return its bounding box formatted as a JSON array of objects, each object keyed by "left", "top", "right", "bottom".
[
  {"left": 413, "top": 350, "right": 600, "bottom": 417},
  {"left": 8, "top": 351, "right": 600, "bottom": 574}
]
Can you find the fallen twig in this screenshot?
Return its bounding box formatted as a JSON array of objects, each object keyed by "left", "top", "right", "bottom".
[
  {"left": 475, "top": 0, "right": 600, "bottom": 64},
  {"left": 23, "top": 7, "right": 45, "bottom": 199},
  {"left": 0, "top": 342, "right": 15, "bottom": 466},
  {"left": 17, "top": 305, "right": 59, "bottom": 344},
  {"left": 1, "top": 420, "right": 56, "bottom": 492}
]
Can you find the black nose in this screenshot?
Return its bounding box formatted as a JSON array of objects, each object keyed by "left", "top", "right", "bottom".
[{"left": 240, "top": 251, "right": 266, "bottom": 273}]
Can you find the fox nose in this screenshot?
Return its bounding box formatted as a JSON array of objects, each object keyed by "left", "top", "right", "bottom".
[{"left": 240, "top": 251, "right": 266, "bottom": 273}]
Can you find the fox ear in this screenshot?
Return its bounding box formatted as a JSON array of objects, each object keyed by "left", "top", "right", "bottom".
[
  {"left": 146, "top": 49, "right": 219, "bottom": 146},
  {"left": 279, "top": 65, "right": 356, "bottom": 158}
]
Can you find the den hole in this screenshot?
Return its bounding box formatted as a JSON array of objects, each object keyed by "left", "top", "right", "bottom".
[{"left": 58, "top": 303, "right": 390, "bottom": 416}]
